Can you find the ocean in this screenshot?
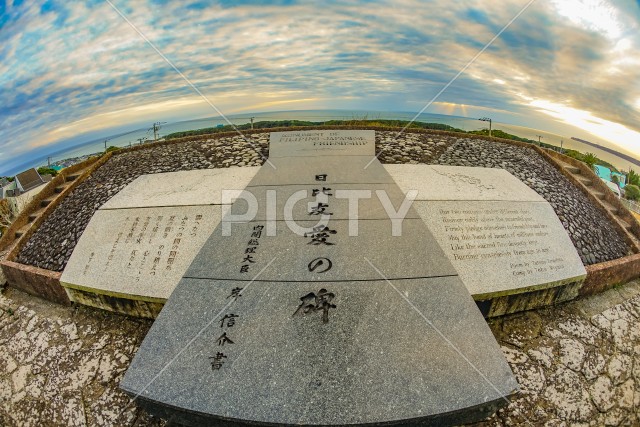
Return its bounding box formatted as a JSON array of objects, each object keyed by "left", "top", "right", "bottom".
[{"left": 8, "top": 109, "right": 637, "bottom": 175}]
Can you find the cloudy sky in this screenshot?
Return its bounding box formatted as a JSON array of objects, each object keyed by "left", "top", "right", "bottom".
[{"left": 1, "top": 0, "right": 639, "bottom": 174}]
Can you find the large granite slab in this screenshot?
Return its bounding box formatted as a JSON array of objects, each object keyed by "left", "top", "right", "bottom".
[
  {"left": 385, "top": 165, "right": 586, "bottom": 299},
  {"left": 268, "top": 130, "right": 375, "bottom": 158},
  {"left": 60, "top": 206, "right": 222, "bottom": 301},
  {"left": 62, "top": 161, "right": 586, "bottom": 313},
  {"left": 101, "top": 167, "right": 259, "bottom": 209},
  {"left": 384, "top": 164, "right": 545, "bottom": 202},
  {"left": 122, "top": 277, "right": 517, "bottom": 426},
  {"left": 228, "top": 183, "right": 420, "bottom": 221},
  {"left": 415, "top": 201, "right": 585, "bottom": 298},
  {"left": 121, "top": 130, "right": 517, "bottom": 426},
  {"left": 248, "top": 155, "right": 395, "bottom": 186}
]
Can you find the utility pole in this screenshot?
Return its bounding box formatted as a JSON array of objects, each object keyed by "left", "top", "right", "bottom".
[
  {"left": 479, "top": 117, "right": 492, "bottom": 137},
  {"left": 150, "top": 122, "right": 166, "bottom": 141}
]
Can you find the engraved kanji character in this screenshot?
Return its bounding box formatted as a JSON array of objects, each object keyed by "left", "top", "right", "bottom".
[
  {"left": 240, "top": 265, "right": 250, "bottom": 273},
  {"left": 216, "top": 332, "right": 234, "bottom": 346},
  {"left": 304, "top": 225, "right": 337, "bottom": 245},
  {"left": 312, "top": 187, "right": 333, "bottom": 197},
  {"left": 219, "top": 314, "right": 239, "bottom": 328},
  {"left": 292, "top": 288, "right": 336, "bottom": 323},
  {"left": 227, "top": 287, "right": 243, "bottom": 299},
  {"left": 209, "top": 352, "right": 227, "bottom": 370},
  {"left": 309, "top": 203, "right": 332, "bottom": 216}
]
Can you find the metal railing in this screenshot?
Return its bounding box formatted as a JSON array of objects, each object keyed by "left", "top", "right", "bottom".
[{"left": 620, "top": 198, "right": 640, "bottom": 215}]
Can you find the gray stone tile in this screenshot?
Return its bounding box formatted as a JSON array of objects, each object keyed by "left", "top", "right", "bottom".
[
  {"left": 101, "top": 167, "right": 260, "bottom": 210},
  {"left": 61, "top": 206, "right": 222, "bottom": 300},
  {"left": 249, "top": 155, "right": 394, "bottom": 186},
  {"left": 121, "top": 277, "right": 517, "bottom": 426},
  {"left": 185, "top": 218, "right": 457, "bottom": 282},
  {"left": 414, "top": 200, "right": 586, "bottom": 298},
  {"left": 268, "top": 130, "right": 375, "bottom": 158},
  {"left": 384, "top": 164, "right": 545, "bottom": 202},
  {"left": 228, "top": 183, "right": 421, "bottom": 220}
]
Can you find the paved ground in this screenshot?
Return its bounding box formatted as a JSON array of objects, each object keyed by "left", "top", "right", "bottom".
[{"left": 1, "top": 279, "right": 639, "bottom": 426}]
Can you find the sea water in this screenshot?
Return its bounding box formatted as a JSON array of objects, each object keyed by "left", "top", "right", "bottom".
[{"left": 4, "top": 109, "right": 636, "bottom": 175}]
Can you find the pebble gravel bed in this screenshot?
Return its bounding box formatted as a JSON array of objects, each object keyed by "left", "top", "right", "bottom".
[{"left": 16, "top": 130, "right": 630, "bottom": 271}]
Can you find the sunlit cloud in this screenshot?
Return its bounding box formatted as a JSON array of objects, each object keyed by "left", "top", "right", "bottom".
[
  {"left": 0, "top": 0, "right": 639, "bottom": 175},
  {"left": 35, "top": 98, "right": 208, "bottom": 149},
  {"left": 530, "top": 99, "right": 640, "bottom": 152},
  {"left": 549, "top": 0, "right": 626, "bottom": 40}
]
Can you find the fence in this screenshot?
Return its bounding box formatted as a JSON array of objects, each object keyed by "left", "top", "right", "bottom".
[{"left": 621, "top": 198, "right": 640, "bottom": 215}]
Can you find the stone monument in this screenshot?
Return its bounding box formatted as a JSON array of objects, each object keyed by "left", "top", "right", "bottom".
[
  {"left": 60, "top": 168, "right": 259, "bottom": 317},
  {"left": 120, "top": 130, "right": 518, "bottom": 426},
  {"left": 386, "top": 164, "right": 587, "bottom": 316}
]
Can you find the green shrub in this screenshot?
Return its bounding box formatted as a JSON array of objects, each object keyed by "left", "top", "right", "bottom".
[
  {"left": 37, "top": 167, "right": 58, "bottom": 177},
  {"left": 625, "top": 184, "right": 640, "bottom": 201}
]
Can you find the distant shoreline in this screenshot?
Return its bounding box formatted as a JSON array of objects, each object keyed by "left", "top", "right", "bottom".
[
  {"left": 572, "top": 137, "right": 640, "bottom": 168},
  {"left": 3, "top": 110, "right": 637, "bottom": 175}
]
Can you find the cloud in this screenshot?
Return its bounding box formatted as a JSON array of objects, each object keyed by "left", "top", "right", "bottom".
[{"left": 0, "top": 0, "right": 639, "bottom": 173}]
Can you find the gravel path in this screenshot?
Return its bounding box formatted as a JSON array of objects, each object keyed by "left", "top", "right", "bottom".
[
  {"left": 16, "top": 131, "right": 630, "bottom": 270},
  {"left": 1, "top": 281, "right": 639, "bottom": 426}
]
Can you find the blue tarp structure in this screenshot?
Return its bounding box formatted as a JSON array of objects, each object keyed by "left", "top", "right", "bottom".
[{"left": 595, "top": 165, "right": 626, "bottom": 188}]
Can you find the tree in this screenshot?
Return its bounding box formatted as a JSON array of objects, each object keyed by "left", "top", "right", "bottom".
[
  {"left": 582, "top": 152, "right": 599, "bottom": 171},
  {"left": 0, "top": 199, "right": 19, "bottom": 231},
  {"left": 37, "top": 167, "right": 58, "bottom": 177},
  {"left": 628, "top": 169, "right": 640, "bottom": 187},
  {"left": 612, "top": 174, "right": 620, "bottom": 188},
  {"left": 625, "top": 184, "right": 640, "bottom": 201}
]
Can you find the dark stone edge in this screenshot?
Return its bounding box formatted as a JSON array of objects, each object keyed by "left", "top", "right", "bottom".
[{"left": 122, "top": 388, "right": 517, "bottom": 427}]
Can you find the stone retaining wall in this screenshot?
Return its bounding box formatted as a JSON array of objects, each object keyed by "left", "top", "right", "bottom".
[
  {"left": 582, "top": 254, "right": 640, "bottom": 296},
  {"left": 0, "top": 153, "right": 112, "bottom": 304},
  {"left": 0, "top": 154, "right": 109, "bottom": 253},
  {"left": 544, "top": 150, "right": 640, "bottom": 252},
  {"left": 1, "top": 260, "right": 66, "bottom": 304}
]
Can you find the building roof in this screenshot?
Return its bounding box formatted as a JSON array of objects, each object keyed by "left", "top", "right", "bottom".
[{"left": 15, "top": 168, "right": 44, "bottom": 192}]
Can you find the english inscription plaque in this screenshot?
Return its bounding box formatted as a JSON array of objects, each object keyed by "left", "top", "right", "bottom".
[{"left": 386, "top": 164, "right": 586, "bottom": 299}]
